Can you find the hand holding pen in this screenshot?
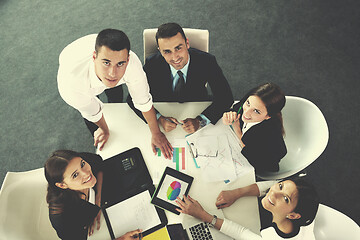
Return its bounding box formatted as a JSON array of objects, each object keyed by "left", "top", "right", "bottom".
[
  {"left": 158, "top": 116, "right": 180, "bottom": 132},
  {"left": 116, "top": 229, "right": 142, "bottom": 240},
  {"left": 222, "top": 110, "right": 241, "bottom": 125}
]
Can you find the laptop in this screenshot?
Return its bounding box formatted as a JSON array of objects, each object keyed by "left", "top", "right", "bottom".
[{"left": 168, "top": 208, "right": 233, "bottom": 240}]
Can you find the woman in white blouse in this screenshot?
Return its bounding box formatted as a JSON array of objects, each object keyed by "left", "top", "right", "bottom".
[{"left": 176, "top": 178, "right": 319, "bottom": 240}]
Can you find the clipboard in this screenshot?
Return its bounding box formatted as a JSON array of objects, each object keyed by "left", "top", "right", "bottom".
[
  {"left": 102, "top": 185, "right": 167, "bottom": 239},
  {"left": 101, "top": 148, "right": 167, "bottom": 239},
  {"left": 151, "top": 167, "right": 193, "bottom": 215}
]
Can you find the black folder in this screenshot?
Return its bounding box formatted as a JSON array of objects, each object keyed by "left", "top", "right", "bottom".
[{"left": 101, "top": 147, "right": 167, "bottom": 239}]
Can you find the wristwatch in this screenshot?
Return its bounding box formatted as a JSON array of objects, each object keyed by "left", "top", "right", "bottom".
[
  {"left": 196, "top": 115, "right": 207, "bottom": 128},
  {"left": 209, "top": 215, "right": 217, "bottom": 228}
]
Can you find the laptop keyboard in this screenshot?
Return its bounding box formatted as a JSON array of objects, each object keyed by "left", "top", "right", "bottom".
[{"left": 189, "top": 222, "right": 213, "bottom": 240}]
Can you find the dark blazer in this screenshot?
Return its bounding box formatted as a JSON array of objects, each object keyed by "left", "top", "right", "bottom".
[
  {"left": 127, "top": 48, "right": 234, "bottom": 123},
  {"left": 49, "top": 153, "right": 102, "bottom": 240},
  {"left": 231, "top": 101, "right": 287, "bottom": 173}
]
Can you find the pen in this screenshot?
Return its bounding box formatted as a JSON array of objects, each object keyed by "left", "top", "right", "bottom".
[
  {"left": 216, "top": 203, "right": 227, "bottom": 208},
  {"left": 237, "top": 106, "right": 242, "bottom": 114},
  {"left": 165, "top": 118, "right": 176, "bottom": 124},
  {"left": 165, "top": 118, "right": 183, "bottom": 125}
]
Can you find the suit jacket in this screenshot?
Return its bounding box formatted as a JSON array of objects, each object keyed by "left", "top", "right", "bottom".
[
  {"left": 232, "top": 101, "right": 287, "bottom": 173},
  {"left": 49, "top": 153, "right": 102, "bottom": 240},
  {"left": 127, "top": 48, "right": 234, "bottom": 123}
]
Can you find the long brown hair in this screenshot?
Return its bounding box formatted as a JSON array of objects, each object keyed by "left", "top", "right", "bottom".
[
  {"left": 246, "top": 83, "right": 286, "bottom": 135},
  {"left": 44, "top": 150, "right": 83, "bottom": 214}
]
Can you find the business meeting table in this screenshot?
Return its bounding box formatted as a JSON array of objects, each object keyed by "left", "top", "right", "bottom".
[{"left": 90, "top": 102, "right": 260, "bottom": 240}]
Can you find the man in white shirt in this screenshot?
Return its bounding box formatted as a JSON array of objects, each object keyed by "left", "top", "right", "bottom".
[{"left": 58, "top": 29, "right": 172, "bottom": 158}]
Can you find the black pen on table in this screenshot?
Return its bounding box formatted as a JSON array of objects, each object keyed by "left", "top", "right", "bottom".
[{"left": 216, "top": 203, "right": 227, "bottom": 208}]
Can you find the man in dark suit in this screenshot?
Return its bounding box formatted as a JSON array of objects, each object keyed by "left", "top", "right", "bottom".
[{"left": 128, "top": 23, "right": 233, "bottom": 133}]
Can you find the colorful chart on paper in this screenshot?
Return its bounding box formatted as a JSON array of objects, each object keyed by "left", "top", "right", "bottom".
[
  {"left": 156, "top": 147, "right": 186, "bottom": 171},
  {"left": 158, "top": 175, "right": 189, "bottom": 204},
  {"left": 166, "top": 181, "right": 181, "bottom": 201}
]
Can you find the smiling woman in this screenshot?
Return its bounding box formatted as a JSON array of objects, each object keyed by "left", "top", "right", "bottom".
[
  {"left": 44, "top": 150, "right": 104, "bottom": 240},
  {"left": 176, "top": 178, "right": 319, "bottom": 240},
  {"left": 222, "top": 83, "right": 287, "bottom": 173},
  {"left": 44, "top": 150, "right": 142, "bottom": 240}
]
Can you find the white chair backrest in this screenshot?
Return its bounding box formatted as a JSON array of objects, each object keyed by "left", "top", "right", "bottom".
[
  {"left": 314, "top": 204, "right": 360, "bottom": 240},
  {"left": 0, "top": 168, "right": 59, "bottom": 239},
  {"left": 257, "top": 96, "right": 329, "bottom": 180},
  {"left": 143, "top": 28, "right": 209, "bottom": 62}
]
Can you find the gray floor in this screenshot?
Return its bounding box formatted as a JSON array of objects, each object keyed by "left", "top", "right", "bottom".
[{"left": 0, "top": 0, "right": 359, "bottom": 225}]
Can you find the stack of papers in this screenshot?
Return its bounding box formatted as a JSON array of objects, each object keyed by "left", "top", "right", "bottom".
[{"left": 186, "top": 122, "right": 254, "bottom": 183}]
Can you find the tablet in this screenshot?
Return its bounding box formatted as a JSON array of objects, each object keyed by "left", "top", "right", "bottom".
[{"left": 151, "top": 167, "right": 194, "bottom": 215}]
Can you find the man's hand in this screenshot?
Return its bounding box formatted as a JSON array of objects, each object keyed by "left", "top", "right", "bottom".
[
  {"left": 116, "top": 229, "right": 142, "bottom": 240},
  {"left": 151, "top": 131, "right": 173, "bottom": 159},
  {"left": 181, "top": 118, "right": 200, "bottom": 134},
  {"left": 158, "top": 116, "right": 179, "bottom": 132},
  {"left": 142, "top": 106, "right": 173, "bottom": 159},
  {"left": 94, "top": 127, "right": 109, "bottom": 151}
]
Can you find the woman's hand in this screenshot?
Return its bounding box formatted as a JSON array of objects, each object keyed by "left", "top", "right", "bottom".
[
  {"left": 216, "top": 184, "right": 261, "bottom": 209},
  {"left": 223, "top": 111, "right": 243, "bottom": 145},
  {"left": 222, "top": 111, "right": 240, "bottom": 125},
  {"left": 215, "top": 189, "right": 242, "bottom": 209},
  {"left": 89, "top": 192, "right": 102, "bottom": 236},
  {"left": 176, "top": 195, "right": 210, "bottom": 222},
  {"left": 116, "top": 229, "right": 142, "bottom": 240},
  {"left": 88, "top": 210, "right": 101, "bottom": 236}
]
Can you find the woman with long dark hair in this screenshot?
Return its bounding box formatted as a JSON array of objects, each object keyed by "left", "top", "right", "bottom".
[
  {"left": 45, "top": 150, "right": 141, "bottom": 240},
  {"left": 222, "top": 83, "right": 287, "bottom": 173},
  {"left": 177, "top": 178, "right": 319, "bottom": 240}
]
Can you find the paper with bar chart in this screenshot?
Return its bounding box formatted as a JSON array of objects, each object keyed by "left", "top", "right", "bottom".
[{"left": 152, "top": 139, "right": 187, "bottom": 182}]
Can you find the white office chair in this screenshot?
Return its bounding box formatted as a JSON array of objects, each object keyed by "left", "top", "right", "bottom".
[
  {"left": 314, "top": 204, "right": 360, "bottom": 240},
  {"left": 256, "top": 96, "right": 329, "bottom": 180},
  {"left": 143, "top": 28, "right": 209, "bottom": 62},
  {"left": 0, "top": 168, "right": 59, "bottom": 239}
]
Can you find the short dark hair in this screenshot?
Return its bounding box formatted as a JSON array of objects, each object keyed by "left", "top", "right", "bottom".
[
  {"left": 95, "top": 28, "right": 130, "bottom": 55},
  {"left": 289, "top": 178, "right": 319, "bottom": 226},
  {"left": 155, "top": 23, "right": 187, "bottom": 45}
]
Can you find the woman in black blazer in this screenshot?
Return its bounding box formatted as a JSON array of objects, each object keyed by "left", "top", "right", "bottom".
[
  {"left": 222, "top": 83, "right": 287, "bottom": 173},
  {"left": 44, "top": 150, "right": 141, "bottom": 240}
]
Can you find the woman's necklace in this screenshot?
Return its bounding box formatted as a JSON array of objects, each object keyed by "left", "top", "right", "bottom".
[
  {"left": 80, "top": 189, "right": 90, "bottom": 201},
  {"left": 85, "top": 188, "right": 90, "bottom": 201}
]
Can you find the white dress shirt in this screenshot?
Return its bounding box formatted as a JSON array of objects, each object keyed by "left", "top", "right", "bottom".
[{"left": 57, "top": 34, "right": 152, "bottom": 122}]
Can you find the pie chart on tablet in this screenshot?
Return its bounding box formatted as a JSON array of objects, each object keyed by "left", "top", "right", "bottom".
[{"left": 167, "top": 181, "right": 181, "bottom": 201}]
